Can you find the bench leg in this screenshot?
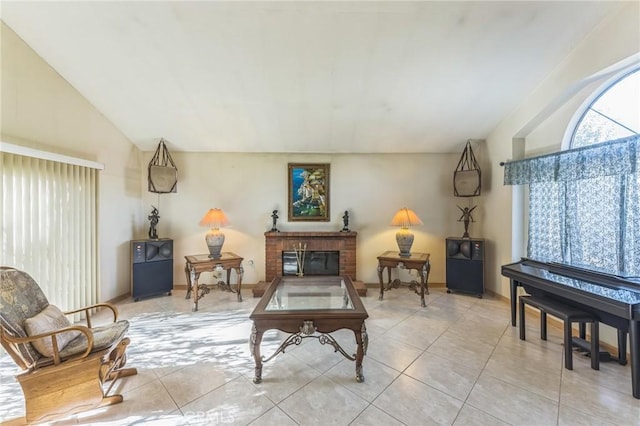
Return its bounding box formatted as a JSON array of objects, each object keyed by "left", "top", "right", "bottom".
[
  {"left": 579, "top": 322, "right": 586, "bottom": 339},
  {"left": 519, "top": 297, "right": 526, "bottom": 340},
  {"left": 564, "top": 320, "right": 573, "bottom": 370},
  {"left": 591, "top": 321, "right": 599, "bottom": 370},
  {"left": 540, "top": 312, "right": 547, "bottom": 341}
]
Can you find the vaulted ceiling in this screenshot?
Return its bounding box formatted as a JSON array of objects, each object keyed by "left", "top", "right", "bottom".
[{"left": 0, "top": 1, "right": 623, "bottom": 153}]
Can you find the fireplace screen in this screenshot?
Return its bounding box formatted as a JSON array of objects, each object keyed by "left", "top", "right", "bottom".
[{"left": 282, "top": 251, "right": 340, "bottom": 276}]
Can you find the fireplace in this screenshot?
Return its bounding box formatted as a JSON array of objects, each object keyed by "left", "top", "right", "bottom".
[{"left": 253, "top": 231, "right": 365, "bottom": 296}]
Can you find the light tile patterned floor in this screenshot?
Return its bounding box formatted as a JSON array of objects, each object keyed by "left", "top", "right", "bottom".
[{"left": 1, "top": 286, "right": 638, "bottom": 425}]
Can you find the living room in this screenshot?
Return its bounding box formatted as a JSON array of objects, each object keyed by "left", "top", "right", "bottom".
[
  {"left": 1, "top": 1, "right": 636, "bottom": 303},
  {"left": 1, "top": 1, "right": 639, "bottom": 424}
]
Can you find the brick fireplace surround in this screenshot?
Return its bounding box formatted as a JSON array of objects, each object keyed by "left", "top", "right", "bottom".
[{"left": 252, "top": 231, "right": 366, "bottom": 297}]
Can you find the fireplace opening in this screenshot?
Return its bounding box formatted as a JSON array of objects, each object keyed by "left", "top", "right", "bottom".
[{"left": 282, "top": 250, "right": 340, "bottom": 276}]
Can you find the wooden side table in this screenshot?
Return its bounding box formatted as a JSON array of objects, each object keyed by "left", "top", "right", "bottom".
[
  {"left": 377, "top": 251, "right": 431, "bottom": 307},
  {"left": 184, "top": 252, "right": 244, "bottom": 311}
]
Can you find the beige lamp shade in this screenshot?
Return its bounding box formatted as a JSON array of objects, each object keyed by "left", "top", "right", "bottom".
[
  {"left": 199, "top": 208, "right": 229, "bottom": 258},
  {"left": 390, "top": 207, "right": 423, "bottom": 257},
  {"left": 390, "top": 208, "right": 423, "bottom": 228}
]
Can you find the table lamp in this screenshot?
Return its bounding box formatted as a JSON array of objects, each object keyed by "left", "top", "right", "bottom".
[
  {"left": 199, "top": 208, "right": 229, "bottom": 259},
  {"left": 390, "top": 207, "right": 423, "bottom": 257}
]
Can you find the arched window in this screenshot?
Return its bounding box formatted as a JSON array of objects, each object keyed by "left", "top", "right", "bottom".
[
  {"left": 571, "top": 68, "right": 639, "bottom": 148},
  {"left": 506, "top": 66, "right": 640, "bottom": 276}
]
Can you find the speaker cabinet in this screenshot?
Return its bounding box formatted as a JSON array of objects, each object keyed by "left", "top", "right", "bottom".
[
  {"left": 131, "top": 239, "right": 173, "bottom": 301},
  {"left": 446, "top": 237, "right": 484, "bottom": 297}
]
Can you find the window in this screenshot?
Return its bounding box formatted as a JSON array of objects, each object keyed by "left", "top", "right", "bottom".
[
  {"left": 505, "top": 67, "right": 639, "bottom": 277},
  {"left": 571, "top": 69, "right": 639, "bottom": 148},
  {"left": 0, "top": 149, "right": 100, "bottom": 312}
]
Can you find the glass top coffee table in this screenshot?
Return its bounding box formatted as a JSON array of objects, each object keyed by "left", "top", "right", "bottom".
[{"left": 249, "top": 276, "right": 369, "bottom": 383}]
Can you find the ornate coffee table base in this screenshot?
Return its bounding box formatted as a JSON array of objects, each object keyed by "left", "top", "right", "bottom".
[{"left": 250, "top": 321, "right": 368, "bottom": 384}]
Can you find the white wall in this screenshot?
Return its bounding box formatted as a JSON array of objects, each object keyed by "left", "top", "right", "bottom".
[
  {"left": 140, "top": 151, "right": 464, "bottom": 287},
  {"left": 1, "top": 22, "right": 143, "bottom": 301}
]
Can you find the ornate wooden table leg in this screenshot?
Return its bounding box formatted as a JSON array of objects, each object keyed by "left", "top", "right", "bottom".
[
  {"left": 377, "top": 263, "right": 384, "bottom": 301},
  {"left": 419, "top": 265, "right": 426, "bottom": 307},
  {"left": 250, "top": 324, "right": 264, "bottom": 384},
  {"left": 185, "top": 264, "right": 192, "bottom": 299},
  {"left": 190, "top": 268, "right": 199, "bottom": 311},
  {"left": 236, "top": 265, "right": 244, "bottom": 302},
  {"left": 355, "top": 322, "right": 367, "bottom": 383},
  {"left": 423, "top": 262, "right": 430, "bottom": 295}
]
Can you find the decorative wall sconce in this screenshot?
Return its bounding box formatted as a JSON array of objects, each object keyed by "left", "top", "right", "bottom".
[
  {"left": 199, "top": 208, "right": 230, "bottom": 258},
  {"left": 148, "top": 138, "right": 178, "bottom": 193},
  {"left": 390, "top": 207, "right": 423, "bottom": 257},
  {"left": 454, "top": 140, "right": 481, "bottom": 197}
]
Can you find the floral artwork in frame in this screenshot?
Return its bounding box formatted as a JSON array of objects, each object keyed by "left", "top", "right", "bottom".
[{"left": 288, "top": 163, "right": 330, "bottom": 221}]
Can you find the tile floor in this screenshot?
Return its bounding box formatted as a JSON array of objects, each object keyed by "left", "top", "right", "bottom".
[{"left": 1, "top": 285, "right": 638, "bottom": 425}]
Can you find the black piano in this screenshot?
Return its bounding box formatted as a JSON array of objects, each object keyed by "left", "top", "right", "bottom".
[{"left": 502, "top": 258, "right": 640, "bottom": 399}]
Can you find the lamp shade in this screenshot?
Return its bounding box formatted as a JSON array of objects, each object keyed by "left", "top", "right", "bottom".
[
  {"left": 390, "top": 208, "right": 422, "bottom": 257},
  {"left": 199, "top": 208, "right": 229, "bottom": 259},
  {"left": 199, "top": 208, "right": 230, "bottom": 229},
  {"left": 390, "top": 208, "right": 423, "bottom": 228}
]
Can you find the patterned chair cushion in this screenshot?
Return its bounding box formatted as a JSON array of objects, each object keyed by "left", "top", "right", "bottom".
[
  {"left": 0, "top": 268, "right": 49, "bottom": 365},
  {"left": 24, "top": 305, "right": 81, "bottom": 357},
  {"left": 60, "top": 320, "right": 130, "bottom": 358},
  {"left": 32, "top": 320, "right": 130, "bottom": 368}
]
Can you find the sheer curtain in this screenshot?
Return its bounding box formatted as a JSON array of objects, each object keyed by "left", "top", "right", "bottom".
[
  {"left": 0, "top": 151, "right": 99, "bottom": 311},
  {"left": 504, "top": 135, "right": 639, "bottom": 277}
]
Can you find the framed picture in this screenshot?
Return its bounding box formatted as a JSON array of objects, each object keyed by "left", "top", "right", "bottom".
[{"left": 288, "top": 163, "right": 330, "bottom": 221}]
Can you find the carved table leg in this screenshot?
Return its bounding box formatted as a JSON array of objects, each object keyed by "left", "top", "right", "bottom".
[
  {"left": 185, "top": 264, "right": 192, "bottom": 299},
  {"left": 236, "top": 265, "right": 244, "bottom": 302},
  {"left": 250, "top": 324, "right": 264, "bottom": 384},
  {"left": 355, "top": 322, "right": 367, "bottom": 383},
  {"left": 377, "top": 264, "right": 384, "bottom": 301},
  {"left": 191, "top": 269, "right": 199, "bottom": 311},
  {"left": 420, "top": 267, "right": 426, "bottom": 308}
]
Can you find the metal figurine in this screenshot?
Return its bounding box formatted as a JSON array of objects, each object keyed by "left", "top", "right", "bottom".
[
  {"left": 457, "top": 205, "right": 477, "bottom": 239},
  {"left": 270, "top": 210, "right": 280, "bottom": 232},
  {"left": 148, "top": 206, "right": 160, "bottom": 239},
  {"left": 341, "top": 210, "right": 350, "bottom": 232}
]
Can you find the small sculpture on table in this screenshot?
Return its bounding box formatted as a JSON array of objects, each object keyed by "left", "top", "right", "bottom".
[
  {"left": 341, "top": 210, "right": 350, "bottom": 232},
  {"left": 148, "top": 206, "right": 160, "bottom": 240},
  {"left": 270, "top": 210, "right": 280, "bottom": 232},
  {"left": 457, "top": 205, "right": 476, "bottom": 239}
]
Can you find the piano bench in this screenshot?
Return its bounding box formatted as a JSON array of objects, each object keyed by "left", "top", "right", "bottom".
[{"left": 519, "top": 295, "right": 599, "bottom": 371}]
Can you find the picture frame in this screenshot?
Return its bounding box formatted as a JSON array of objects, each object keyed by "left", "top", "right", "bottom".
[{"left": 288, "top": 163, "right": 330, "bottom": 221}]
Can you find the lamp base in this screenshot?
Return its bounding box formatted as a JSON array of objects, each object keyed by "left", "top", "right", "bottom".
[
  {"left": 205, "top": 229, "right": 225, "bottom": 259},
  {"left": 396, "top": 229, "right": 414, "bottom": 257}
]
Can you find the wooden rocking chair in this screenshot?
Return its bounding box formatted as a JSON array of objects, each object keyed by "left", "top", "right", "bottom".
[{"left": 0, "top": 267, "right": 137, "bottom": 423}]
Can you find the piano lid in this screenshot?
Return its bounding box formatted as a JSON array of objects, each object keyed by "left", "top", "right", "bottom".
[
  {"left": 548, "top": 260, "right": 640, "bottom": 284},
  {"left": 503, "top": 259, "right": 640, "bottom": 305}
]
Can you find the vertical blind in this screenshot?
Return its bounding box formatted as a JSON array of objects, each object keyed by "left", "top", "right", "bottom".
[{"left": 0, "top": 151, "right": 99, "bottom": 312}]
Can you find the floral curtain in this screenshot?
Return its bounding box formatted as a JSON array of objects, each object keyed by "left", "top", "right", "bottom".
[{"left": 503, "top": 135, "right": 639, "bottom": 277}]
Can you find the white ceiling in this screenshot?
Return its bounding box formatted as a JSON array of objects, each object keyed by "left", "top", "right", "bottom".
[{"left": 0, "top": 1, "right": 622, "bottom": 153}]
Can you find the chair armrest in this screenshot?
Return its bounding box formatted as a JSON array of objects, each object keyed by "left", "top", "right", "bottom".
[
  {"left": 1, "top": 325, "right": 93, "bottom": 365},
  {"left": 64, "top": 303, "right": 119, "bottom": 328}
]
